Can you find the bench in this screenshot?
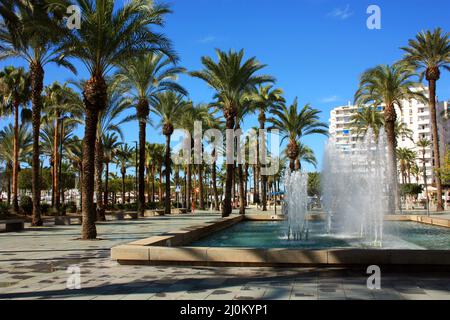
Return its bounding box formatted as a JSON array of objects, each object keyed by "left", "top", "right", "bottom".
[
  {"left": 0, "top": 219, "right": 25, "bottom": 232},
  {"left": 144, "top": 209, "right": 165, "bottom": 217},
  {"left": 171, "top": 208, "right": 188, "bottom": 215},
  {"left": 55, "top": 215, "right": 82, "bottom": 225},
  {"left": 108, "top": 211, "right": 138, "bottom": 220}
]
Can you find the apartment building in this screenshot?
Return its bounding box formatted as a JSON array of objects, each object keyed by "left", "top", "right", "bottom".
[{"left": 328, "top": 98, "right": 450, "bottom": 186}]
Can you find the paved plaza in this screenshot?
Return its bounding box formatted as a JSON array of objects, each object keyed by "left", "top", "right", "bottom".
[{"left": 1, "top": 213, "right": 450, "bottom": 300}]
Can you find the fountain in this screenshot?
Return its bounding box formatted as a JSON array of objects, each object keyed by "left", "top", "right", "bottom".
[
  {"left": 283, "top": 170, "right": 309, "bottom": 240},
  {"left": 322, "top": 129, "right": 390, "bottom": 247}
]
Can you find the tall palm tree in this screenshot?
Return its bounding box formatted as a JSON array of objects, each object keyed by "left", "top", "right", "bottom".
[
  {"left": 40, "top": 117, "right": 77, "bottom": 208},
  {"left": 144, "top": 143, "right": 158, "bottom": 203},
  {"left": 102, "top": 133, "right": 120, "bottom": 209},
  {"left": 58, "top": 0, "right": 174, "bottom": 239},
  {"left": 249, "top": 85, "right": 284, "bottom": 211},
  {"left": 401, "top": 28, "right": 450, "bottom": 211},
  {"left": 294, "top": 143, "right": 317, "bottom": 170},
  {"left": 269, "top": 98, "right": 328, "bottom": 171},
  {"left": 66, "top": 136, "right": 83, "bottom": 210},
  {"left": 43, "top": 81, "right": 82, "bottom": 212},
  {"left": 115, "top": 52, "right": 184, "bottom": 215},
  {"left": 397, "top": 148, "right": 416, "bottom": 184},
  {"left": 0, "top": 123, "right": 33, "bottom": 210},
  {"left": 0, "top": 66, "right": 30, "bottom": 213},
  {"left": 0, "top": 0, "right": 74, "bottom": 225},
  {"left": 350, "top": 105, "right": 384, "bottom": 139},
  {"left": 191, "top": 49, "right": 274, "bottom": 217},
  {"left": 115, "top": 144, "right": 134, "bottom": 205},
  {"left": 354, "top": 63, "right": 425, "bottom": 212},
  {"left": 417, "top": 138, "right": 432, "bottom": 211},
  {"left": 153, "top": 91, "right": 189, "bottom": 215},
  {"left": 95, "top": 83, "right": 129, "bottom": 221}
]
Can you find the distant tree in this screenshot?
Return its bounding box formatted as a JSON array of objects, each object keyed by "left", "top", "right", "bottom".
[{"left": 307, "top": 172, "right": 321, "bottom": 197}]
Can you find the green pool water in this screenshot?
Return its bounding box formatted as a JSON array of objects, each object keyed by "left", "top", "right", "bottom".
[{"left": 191, "top": 221, "right": 450, "bottom": 250}]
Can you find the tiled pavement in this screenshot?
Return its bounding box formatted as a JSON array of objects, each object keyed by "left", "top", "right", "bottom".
[{"left": 1, "top": 213, "right": 450, "bottom": 300}]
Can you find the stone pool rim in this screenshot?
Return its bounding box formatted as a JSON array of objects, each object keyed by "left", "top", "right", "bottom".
[{"left": 111, "top": 214, "right": 450, "bottom": 267}]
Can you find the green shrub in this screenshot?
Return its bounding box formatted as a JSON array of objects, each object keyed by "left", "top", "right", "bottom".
[
  {"left": 124, "top": 202, "right": 137, "bottom": 211},
  {"left": 40, "top": 203, "right": 50, "bottom": 215},
  {"left": 19, "top": 196, "right": 33, "bottom": 215},
  {"left": 400, "top": 183, "right": 423, "bottom": 196},
  {"left": 66, "top": 201, "right": 77, "bottom": 213},
  {"left": 171, "top": 202, "right": 183, "bottom": 209},
  {"left": 0, "top": 202, "right": 11, "bottom": 216}
]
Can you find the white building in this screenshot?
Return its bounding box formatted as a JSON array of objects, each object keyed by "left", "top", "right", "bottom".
[{"left": 329, "top": 97, "right": 450, "bottom": 187}]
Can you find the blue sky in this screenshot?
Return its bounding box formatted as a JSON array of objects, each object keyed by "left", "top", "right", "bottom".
[{"left": 2, "top": 0, "right": 450, "bottom": 173}]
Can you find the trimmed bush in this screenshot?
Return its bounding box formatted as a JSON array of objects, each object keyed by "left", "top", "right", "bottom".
[
  {"left": 40, "top": 203, "right": 50, "bottom": 215},
  {"left": 0, "top": 202, "right": 11, "bottom": 216},
  {"left": 66, "top": 201, "right": 77, "bottom": 213},
  {"left": 19, "top": 196, "right": 33, "bottom": 215}
]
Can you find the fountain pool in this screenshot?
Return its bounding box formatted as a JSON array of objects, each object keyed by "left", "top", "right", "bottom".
[{"left": 191, "top": 220, "right": 450, "bottom": 250}]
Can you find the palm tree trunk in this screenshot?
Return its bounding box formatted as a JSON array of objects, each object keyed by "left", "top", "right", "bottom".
[
  {"left": 78, "top": 164, "right": 83, "bottom": 211},
  {"left": 259, "top": 113, "right": 267, "bottom": 211},
  {"left": 30, "top": 62, "right": 43, "bottom": 226},
  {"left": 158, "top": 165, "right": 163, "bottom": 203},
  {"left": 252, "top": 165, "right": 257, "bottom": 204},
  {"left": 244, "top": 163, "right": 249, "bottom": 206},
  {"left": 198, "top": 164, "right": 205, "bottom": 210},
  {"left": 103, "top": 161, "right": 109, "bottom": 208},
  {"left": 385, "top": 103, "right": 399, "bottom": 213},
  {"left": 51, "top": 157, "right": 54, "bottom": 207},
  {"left": 151, "top": 165, "right": 155, "bottom": 203},
  {"left": 81, "top": 105, "right": 99, "bottom": 239},
  {"left": 95, "top": 139, "right": 105, "bottom": 221},
  {"left": 254, "top": 139, "right": 260, "bottom": 204},
  {"left": 12, "top": 100, "right": 19, "bottom": 214},
  {"left": 53, "top": 113, "right": 60, "bottom": 213},
  {"left": 428, "top": 79, "right": 444, "bottom": 211},
  {"left": 81, "top": 75, "right": 107, "bottom": 239},
  {"left": 164, "top": 134, "right": 171, "bottom": 215},
  {"left": 187, "top": 164, "right": 192, "bottom": 212},
  {"left": 121, "top": 167, "right": 126, "bottom": 205},
  {"left": 212, "top": 154, "right": 219, "bottom": 211},
  {"left": 138, "top": 120, "right": 146, "bottom": 216},
  {"left": 7, "top": 162, "right": 11, "bottom": 205},
  {"left": 183, "top": 170, "right": 187, "bottom": 208},
  {"left": 238, "top": 164, "right": 245, "bottom": 215}
]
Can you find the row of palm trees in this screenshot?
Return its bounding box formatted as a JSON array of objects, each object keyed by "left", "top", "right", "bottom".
[
  {"left": 353, "top": 28, "right": 450, "bottom": 212},
  {"left": 0, "top": 1, "right": 327, "bottom": 240}
]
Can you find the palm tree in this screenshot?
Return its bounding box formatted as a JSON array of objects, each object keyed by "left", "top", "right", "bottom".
[
  {"left": 115, "top": 52, "right": 184, "bottom": 215},
  {"left": 191, "top": 49, "right": 274, "bottom": 217},
  {"left": 295, "top": 143, "right": 317, "bottom": 170},
  {"left": 354, "top": 63, "right": 425, "bottom": 212},
  {"left": 43, "top": 82, "right": 82, "bottom": 212},
  {"left": 417, "top": 138, "right": 432, "bottom": 211},
  {"left": 0, "top": 0, "right": 74, "bottom": 226},
  {"left": 269, "top": 98, "right": 328, "bottom": 171},
  {"left": 40, "top": 117, "right": 77, "bottom": 208},
  {"left": 350, "top": 105, "right": 384, "bottom": 139},
  {"left": 401, "top": 28, "right": 450, "bottom": 211},
  {"left": 66, "top": 136, "right": 83, "bottom": 210},
  {"left": 58, "top": 0, "right": 174, "bottom": 239},
  {"left": 153, "top": 92, "right": 189, "bottom": 215},
  {"left": 0, "top": 66, "right": 30, "bottom": 213},
  {"left": 115, "top": 144, "right": 134, "bottom": 205},
  {"left": 95, "top": 83, "right": 129, "bottom": 221},
  {"left": 397, "top": 148, "right": 416, "bottom": 184},
  {"left": 249, "top": 85, "right": 284, "bottom": 211},
  {"left": 0, "top": 123, "right": 33, "bottom": 210},
  {"left": 102, "top": 133, "right": 121, "bottom": 209}
]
